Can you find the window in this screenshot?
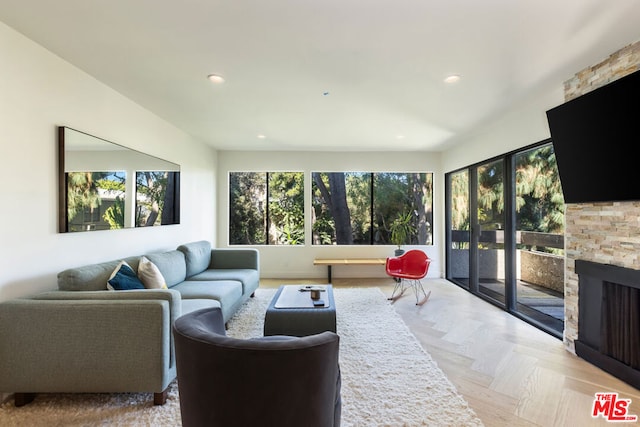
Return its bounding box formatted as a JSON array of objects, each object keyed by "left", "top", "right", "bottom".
[
  {"left": 229, "top": 172, "right": 304, "bottom": 245},
  {"left": 311, "top": 172, "right": 433, "bottom": 245}
]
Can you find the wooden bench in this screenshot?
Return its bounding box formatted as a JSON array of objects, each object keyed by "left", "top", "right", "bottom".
[{"left": 313, "top": 258, "right": 387, "bottom": 283}]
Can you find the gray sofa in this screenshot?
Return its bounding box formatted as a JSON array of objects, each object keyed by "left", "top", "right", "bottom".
[{"left": 0, "top": 240, "right": 259, "bottom": 406}]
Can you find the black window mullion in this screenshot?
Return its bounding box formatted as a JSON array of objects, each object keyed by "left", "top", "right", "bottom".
[
  {"left": 504, "top": 155, "right": 517, "bottom": 311},
  {"left": 370, "top": 172, "right": 375, "bottom": 245},
  {"left": 265, "top": 172, "right": 270, "bottom": 245},
  {"left": 469, "top": 167, "right": 479, "bottom": 294}
]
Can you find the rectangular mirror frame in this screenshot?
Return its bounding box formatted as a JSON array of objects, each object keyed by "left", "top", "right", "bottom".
[{"left": 58, "top": 126, "right": 180, "bottom": 233}]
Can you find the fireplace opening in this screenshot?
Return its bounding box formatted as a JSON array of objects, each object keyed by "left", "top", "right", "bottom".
[
  {"left": 602, "top": 281, "right": 640, "bottom": 369},
  {"left": 575, "top": 260, "right": 640, "bottom": 390}
]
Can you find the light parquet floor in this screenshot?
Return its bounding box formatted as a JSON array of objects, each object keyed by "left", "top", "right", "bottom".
[{"left": 261, "top": 278, "right": 640, "bottom": 427}]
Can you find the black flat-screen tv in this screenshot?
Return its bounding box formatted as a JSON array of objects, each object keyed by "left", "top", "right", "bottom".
[{"left": 546, "top": 69, "right": 640, "bottom": 204}]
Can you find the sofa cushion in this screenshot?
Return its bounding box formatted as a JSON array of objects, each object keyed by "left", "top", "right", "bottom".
[
  {"left": 177, "top": 241, "right": 212, "bottom": 278},
  {"left": 172, "top": 280, "right": 242, "bottom": 320},
  {"left": 145, "top": 250, "right": 187, "bottom": 288},
  {"left": 189, "top": 269, "right": 259, "bottom": 295},
  {"left": 138, "top": 256, "right": 168, "bottom": 289},
  {"left": 58, "top": 256, "right": 140, "bottom": 291},
  {"left": 173, "top": 280, "right": 242, "bottom": 302},
  {"left": 107, "top": 261, "right": 145, "bottom": 291},
  {"left": 181, "top": 298, "right": 221, "bottom": 316},
  {"left": 58, "top": 261, "right": 121, "bottom": 291}
]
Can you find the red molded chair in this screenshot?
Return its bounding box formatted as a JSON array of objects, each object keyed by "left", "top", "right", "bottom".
[{"left": 385, "top": 249, "right": 431, "bottom": 305}]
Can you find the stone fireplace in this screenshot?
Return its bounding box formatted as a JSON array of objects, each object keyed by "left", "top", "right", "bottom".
[{"left": 562, "top": 41, "right": 640, "bottom": 388}]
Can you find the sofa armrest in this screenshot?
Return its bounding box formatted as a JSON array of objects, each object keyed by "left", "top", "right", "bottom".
[
  {"left": 0, "top": 292, "right": 179, "bottom": 393},
  {"left": 30, "top": 289, "right": 182, "bottom": 329},
  {"left": 210, "top": 248, "right": 260, "bottom": 270}
]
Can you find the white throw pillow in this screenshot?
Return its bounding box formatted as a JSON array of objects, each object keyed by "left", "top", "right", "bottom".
[{"left": 138, "top": 256, "right": 168, "bottom": 289}]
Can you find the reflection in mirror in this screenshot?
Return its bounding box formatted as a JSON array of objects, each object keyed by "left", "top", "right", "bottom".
[
  {"left": 136, "top": 171, "right": 180, "bottom": 226},
  {"left": 59, "top": 126, "right": 180, "bottom": 233},
  {"left": 67, "top": 171, "right": 126, "bottom": 231}
]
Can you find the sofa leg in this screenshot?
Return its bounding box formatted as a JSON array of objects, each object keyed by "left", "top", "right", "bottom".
[
  {"left": 154, "top": 389, "right": 168, "bottom": 405},
  {"left": 14, "top": 392, "right": 35, "bottom": 407}
]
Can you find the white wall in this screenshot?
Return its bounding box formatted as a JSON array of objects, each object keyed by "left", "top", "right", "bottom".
[
  {"left": 216, "top": 151, "right": 443, "bottom": 279},
  {"left": 0, "top": 22, "right": 217, "bottom": 301},
  {"left": 441, "top": 84, "right": 565, "bottom": 173}
]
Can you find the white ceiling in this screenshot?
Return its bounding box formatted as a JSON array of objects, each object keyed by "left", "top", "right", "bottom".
[{"left": 1, "top": 1, "right": 639, "bottom": 152}]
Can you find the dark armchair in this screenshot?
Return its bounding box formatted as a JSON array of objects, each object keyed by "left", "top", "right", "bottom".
[{"left": 173, "top": 307, "right": 341, "bottom": 427}]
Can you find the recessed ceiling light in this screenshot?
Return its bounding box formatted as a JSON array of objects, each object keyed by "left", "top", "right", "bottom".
[
  {"left": 257, "top": 134, "right": 266, "bottom": 139},
  {"left": 207, "top": 74, "right": 225, "bottom": 84},
  {"left": 444, "top": 74, "right": 461, "bottom": 84},
  {"left": 396, "top": 135, "right": 405, "bottom": 139}
]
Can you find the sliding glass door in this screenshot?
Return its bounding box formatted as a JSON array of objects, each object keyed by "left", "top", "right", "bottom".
[{"left": 446, "top": 141, "right": 564, "bottom": 337}]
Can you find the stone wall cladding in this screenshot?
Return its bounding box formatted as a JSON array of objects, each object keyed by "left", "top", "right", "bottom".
[
  {"left": 561, "top": 40, "right": 640, "bottom": 352},
  {"left": 564, "top": 41, "right": 640, "bottom": 101}
]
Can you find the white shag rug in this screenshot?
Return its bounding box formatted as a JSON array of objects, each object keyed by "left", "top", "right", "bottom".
[{"left": 0, "top": 287, "right": 483, "bottom": 427}]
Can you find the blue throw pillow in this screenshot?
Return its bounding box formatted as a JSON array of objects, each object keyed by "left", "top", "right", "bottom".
[{"left": 107, "top": 261, "right": 145, "bottom": 290}]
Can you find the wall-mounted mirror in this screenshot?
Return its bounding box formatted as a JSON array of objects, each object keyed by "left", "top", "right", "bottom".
[{"left": 58, "top": 126, "right": 180, "bottom": 233}]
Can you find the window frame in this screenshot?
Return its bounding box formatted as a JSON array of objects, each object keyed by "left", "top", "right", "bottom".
[
  {"left": 228, "top": 171, "right": 305, "bottom": 246},
  {"left": 311, "top": 171, "right": 434, "bottom": 246}
]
